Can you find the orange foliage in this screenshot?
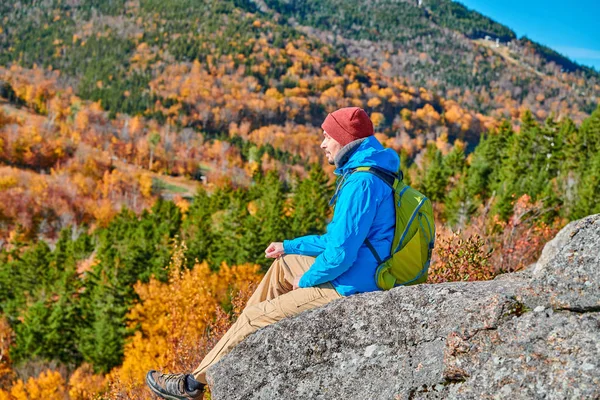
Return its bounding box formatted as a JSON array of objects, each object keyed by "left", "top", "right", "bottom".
[
  {"left": 489, "top": 195, "right": 561, "bottom": 272},
  {"left": 430, "top": 195, "right": 562, "bottom": 284},
  {"left": 428, "top": 230, "right": 494, "bottom": 283},
  {"left": 2, "top": 370, "right": 67, "bottom": 400},
  {"left": 68, "top": 364, "right": 106, "bottom": 399},
  {"left": 0, "top": 317, "right": 14, "bottom": 387},
  {"left": 106, "top": 241, "right": 262, "bottom": 396}
]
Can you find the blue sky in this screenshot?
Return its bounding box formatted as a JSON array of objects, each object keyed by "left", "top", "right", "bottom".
[{"left": 456, "top": 0, "right": 600, "bottom": 71}]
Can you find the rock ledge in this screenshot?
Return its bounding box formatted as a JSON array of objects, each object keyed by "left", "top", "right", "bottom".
[{"left": 207, "top": 215, "right": 600, "bottom": 399}]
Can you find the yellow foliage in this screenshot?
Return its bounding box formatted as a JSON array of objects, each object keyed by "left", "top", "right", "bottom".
[
  {"left": 415, "top": 104, "right": 441, "bottom": 126},
  {"left": 0, "top": 176, "right": 18, "bottom": 190},
  {"left": 93, "top": 199, "right": 116, "bottom": 228},
  {"left": 10, "top": 370, "right": 67, "bottom": 400},
  {"left": 138, "top": 173, "right": 153, "bottom": 198},
  {"left": 400, "top": 108, "right": 412, "bottom": 121},
  {"left": 109, "top": 242, "right": 262, "bottom": 392},
  {"left": 399, "top": 91, "right": 413, "bottom": 104},
  {"left": 174, "top": 196, "right": 190, "bottom": 216},
  {"left": 247, "top": 200, "right": 258, "bottom": 216},
  {"left": 377, "top": 87, "right": 394, "bottom": 99},
  {"left": 419, "top": 87, "right": 432, "bottom": 102},
  {"left": 244, "top": 161, "right": 260, "bottom": 177},
  {"left": 129, "top": 116, "right": 143, "bottom": 135},
  {"left": 28, "top": 175, "right": 48, "bottom": 196},
  {"left": 68, "top": 364, "right": 106, "bottom": 400},
  {"left": 371, "top": 112, "right": 385, "bottom": 128},
  {"left": 346, "top": 82, "right": 361, "bottom": 97},
  {"left": 332, "top": 77, "right": 345, "bottom": 86},
  {"left": 367, "top": 97, "right": 382, "bottom": 109},
  {"left": 320, "top": 85, "right": 343, "bottom": 100},
  {"left": 265, "top": 87, "right": 283, "bottom": 101}
]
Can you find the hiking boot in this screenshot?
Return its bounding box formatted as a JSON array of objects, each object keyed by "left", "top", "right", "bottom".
[{"left": 145, "top": 370, "right": 204, "bottom": 400}]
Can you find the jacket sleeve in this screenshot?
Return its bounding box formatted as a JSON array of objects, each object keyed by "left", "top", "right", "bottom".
[
  {"left": 283, "top": 235, "right": 328, "bottom": 257},
  {"left": 298, "top": 176, "right": 380, "bottom": 288}
]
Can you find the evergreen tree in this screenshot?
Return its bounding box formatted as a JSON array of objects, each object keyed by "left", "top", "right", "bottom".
[
  {"left": 559, "top": 117, "right": 581, "bottom": 172},
  {"left": 11, "top": 229, "right": 88, "bottom": 366},
  {"left": 254, "top": 171, "right": 289, "bottom": 269},
  {"left": 418, "top": 144, "right": 450, "bottom": 202},
  {"left": 444, "top": 168, "right": 476, "bottom": 228},
  {"left": 466, "top": 121, "right": 514, "bottom": 202},
  {"left": 399, "top": 149, "right": 412, "bottom": 186},
  {"left": 181, "top": 187, "right": 214, "bottom": 266},
  {"left": 76, "top": 282, "right": 128, "bottom": 373},
  {"left": 77, "top": 201, "right": 181, "bottom": 372},
  {"left": 209, "top": 192, "right": 251, "bottom": 268},
  {"left": 494, "top": 112, "right": 538, "bottom": 218},
  {"left": 289, "top": 164, "right": 332, "bottom": 238},
  {"left": 578, "top": 105, "right": 600, "bottom": 161},
  {"left": 572, "top": 150, "right": 600, "bottom": 219},
  {"left": 443, "top": 144, "right": 466, "bottom": 176}
]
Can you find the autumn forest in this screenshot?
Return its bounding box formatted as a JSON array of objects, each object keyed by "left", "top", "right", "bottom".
[{"left": 0, "top": 0, "right": 599, "bottom": 398}]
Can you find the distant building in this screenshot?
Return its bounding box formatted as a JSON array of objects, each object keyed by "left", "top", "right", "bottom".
[{"left": 485, "top": 35, "right": 491, "bottom": 41}]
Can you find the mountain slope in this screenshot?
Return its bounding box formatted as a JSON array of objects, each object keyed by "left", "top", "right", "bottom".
[{"left": 258, "top": 0, "right": 598, "bottom": 117}]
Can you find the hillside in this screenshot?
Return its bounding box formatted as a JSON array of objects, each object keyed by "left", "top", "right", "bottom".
[
  {"left": 260, "top": 0, "right": 598, "bottom": 117},
  {"left": 0, "top": 0, "right": 600, "bottom": 397}
]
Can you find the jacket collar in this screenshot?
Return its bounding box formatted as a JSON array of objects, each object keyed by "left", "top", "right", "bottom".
[{"left": 334, "top": 137, "right": 369, "bottom": 171}]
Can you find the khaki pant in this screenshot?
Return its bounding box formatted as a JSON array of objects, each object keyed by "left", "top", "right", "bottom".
[{"left": 192, "top": 254, "right": 342, "bottom": 384}]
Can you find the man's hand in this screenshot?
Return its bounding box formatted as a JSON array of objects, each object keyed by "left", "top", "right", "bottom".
[
  {"left": 265, "top": 242, "right": 285, "bottom": 258},
  {"left": 292, "top": 276, "right": 301, "bottom": 290}
]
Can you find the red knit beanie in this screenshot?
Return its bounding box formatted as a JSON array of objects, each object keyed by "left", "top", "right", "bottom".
[{"left": 321, "top": 107, "right": 374, "bottom": 146}]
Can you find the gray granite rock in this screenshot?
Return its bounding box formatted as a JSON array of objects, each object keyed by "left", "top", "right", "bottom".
[
  {"left": 519, "top": 214, "right": 600, "bottom": 312},
  {"left": 207, "top": 214, "right": 600, "bottom": 399}
]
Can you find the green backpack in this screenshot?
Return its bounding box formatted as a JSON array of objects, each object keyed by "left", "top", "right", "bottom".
[{"left": 353, "top": 166, "right": 435, "bottom": 290}]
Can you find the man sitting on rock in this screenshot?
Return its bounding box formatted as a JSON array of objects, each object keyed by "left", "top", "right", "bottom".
[{"left": 146, "top": 107, "right": 400, "bottom": 399}]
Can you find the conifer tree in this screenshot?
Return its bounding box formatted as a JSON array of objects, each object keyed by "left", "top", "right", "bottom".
[
  {"left": 289, "top": 164, "right": 332, "bottom": 238},
  {"left": 444, "top": 145, "right": 465, "bottom": 175},
  {"left": 399, "top": 149, "right": 412, "bottom": 186},
  {"left": 209, "top": 193, "right": 251, "bottom": 268},
  {"left": 418, "top": 144, "right": 450, "bottom": 202},
  {"left": 182, "top": 187, "right": 214, "bottom": 266},
  {"left": 255, "top": 171, "right": 288, "bottom": 269},
  {"left": 572, "top": 150, "right": 600, "bottom": 219},
  {"left": 578, "top": 105, "right": 600, "bottom": 161},
  {"left": 494, "top": 112, "right": 538, "bottom": 218},
  {"left": 466, "top": 121, "right": 514, "bottom": 202},
  {"left": 444, "top": 168, "right": 476, "bottom": 228},
  {"left": 559, "top": 117, "right": 580, "bottom": 172}
]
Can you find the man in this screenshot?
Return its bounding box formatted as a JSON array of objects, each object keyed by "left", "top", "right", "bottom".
[{"left": 146, "top": 107, "right": 400, "bottom": 399}]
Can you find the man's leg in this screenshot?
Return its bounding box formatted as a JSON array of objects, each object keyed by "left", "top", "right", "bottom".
[
  {"left": 192, "top": 255, "right": 342, "bottom": 384},
  {"left": 245, "top": 254, "right": 315, "bottom": 307}
]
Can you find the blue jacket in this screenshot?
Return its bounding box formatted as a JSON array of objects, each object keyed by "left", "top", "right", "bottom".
[{"left": 283, "top": 136, "right": 399, "bottom": 296}]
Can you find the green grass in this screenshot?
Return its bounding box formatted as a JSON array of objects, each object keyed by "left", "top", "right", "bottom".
[{"left": 151, "top": 178, "right": 188, "bottom": 194}]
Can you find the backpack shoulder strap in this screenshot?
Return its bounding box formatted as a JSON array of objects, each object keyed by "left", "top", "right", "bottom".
[
  {"left": 351, "top": 166, "right": 402, "bottom": 264},
  {"left": 352, "top": 166, "right": 402, "bottom": 190}
]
